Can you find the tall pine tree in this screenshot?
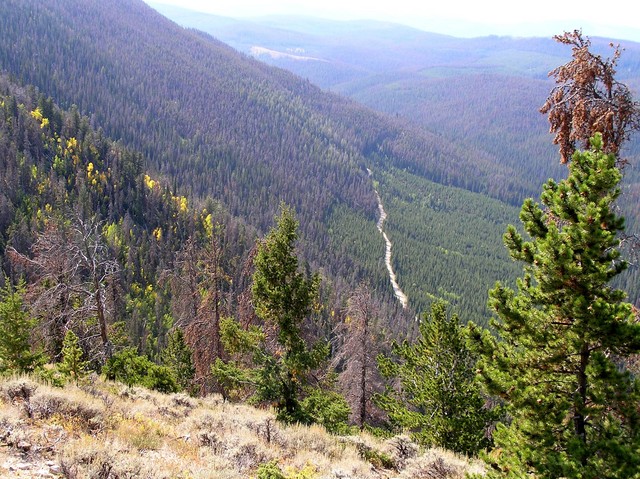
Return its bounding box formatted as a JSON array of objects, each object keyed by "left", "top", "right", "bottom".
[
  {"left": 0, "top": 277, "right": 45, "bottom": 373},
  {"left": 213, "top": 205, "right": 327, "bottom": 423},
  {"left": 251, "top": 205, "right": 327, "bottom": 423},
  {"left": 377, "top": 300, "right": 495, "bottom": 456},
  {"left": 471, "top": 134, "right": 640, "bottom": 477}
]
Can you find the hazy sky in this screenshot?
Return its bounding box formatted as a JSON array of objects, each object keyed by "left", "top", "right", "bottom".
[{"left": 147, "top": 0, "right": 640, "bottom": 42}]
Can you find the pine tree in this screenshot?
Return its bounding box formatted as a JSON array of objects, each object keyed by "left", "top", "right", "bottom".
[
  {"left": 250, "top": 205, "right": 327, "bottom": 423},
  {"left": 377, "top": 300, "right": 495, "bottom": 456},
  {"left": 58, "top": 329, "right": 89, "bottom": 383},
  {"left": 162, "top": 328, "right": 196, "bottom": 394},
  {"left": 471, "top": 134, "right": 640, "bottom": 477},
  {"left": 0, "top": 277, "right": 44, "bottom": 373}
]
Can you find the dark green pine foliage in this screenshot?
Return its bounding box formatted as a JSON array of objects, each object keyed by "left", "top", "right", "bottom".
[
  {"left": 0, "top": 278, "right": 45, "bottom": 373},
  {"left": 162, "top": 328, "right": 196, "bottom": 394},
  {"left": 376, "top": 301, "right": 494, "bottom": 456},
  {"left": 251, "top": 205, "right": 328, "bottom": 424},
  {"left": 103, "top": 347, "right": 179, "bottom": 394},
  {"left": 58, "top": 330, "right": 89, "bottom": 383},
  {"left": 471, "top": 134, "right": 640, "bottom": 478}
]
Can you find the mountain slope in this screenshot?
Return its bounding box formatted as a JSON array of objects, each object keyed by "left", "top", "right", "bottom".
[
  {"left": 144, "top": 7, "right": 640, "bottom": 311},
  {"left": 0, "top": 0, "right": 541, "bottom": 318},
  {"left": 0, "top": 375, "right": 485, "bottom": 478},
  {"left": 155, "top": 9, "right": 640, "bottom": 193}
]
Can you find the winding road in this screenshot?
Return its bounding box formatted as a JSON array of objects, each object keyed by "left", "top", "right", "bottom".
[{"left": 368, "top": 169, "right": 408, "bottom": 309}]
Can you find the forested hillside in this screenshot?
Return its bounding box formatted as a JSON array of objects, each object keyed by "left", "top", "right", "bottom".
[
  {"left": 3, "top": 17, "right": 640, "bottom": 476},
  {"left": 0, "top": 75, "right": 261, "bottom": 361},
  {"left": 149, "top": 6, "right": 640, "bottom": 311},
  {"left": 153, "top": 8, "right": 640, "bottom": 195},
  {"left": 0, "top": 0, "right": 545, "bottom": 319}
]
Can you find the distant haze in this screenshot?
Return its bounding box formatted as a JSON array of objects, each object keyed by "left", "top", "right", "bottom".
[{"left": 146, "top": 0, "right": 640, "bottom": 43}]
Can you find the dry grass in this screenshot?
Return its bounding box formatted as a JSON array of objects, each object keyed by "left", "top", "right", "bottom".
[{"left": 0, "top": 374, "right": 485, "bottom": 478}]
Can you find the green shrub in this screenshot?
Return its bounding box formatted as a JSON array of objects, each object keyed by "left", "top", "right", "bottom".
[
  {"left": 103, "top": 347, "right": 178, "bottom": 393},
  {"left": 301, "top": 389, "right": 352, "bottom": 435},
  {"left": 255, "top": 461, "right": 318, "bottom": 479},
  {"left": 256, "top": 461, "right": 286, "bottom": 479},
  {"left": 144, "top": 364, "right": 179, "bottom": 394},
  {"left": 357, "top": 442, "right": 396, "bottom": 470}
]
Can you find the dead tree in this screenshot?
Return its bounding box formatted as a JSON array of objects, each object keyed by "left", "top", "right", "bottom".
[
  {"left": 332, "top": 284, "right": 386, "bottom": 429},
  {"left": 172, "top": 224, "right": 230, "bottom": 394},
  {"left": 8, "top": 214, "right": 119, "bottom": 362},
  {"left": 541, "top": 30, "right": 640, "bottom": 164}
]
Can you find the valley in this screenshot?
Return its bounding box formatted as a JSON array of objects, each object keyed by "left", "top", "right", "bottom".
[
  {"left": 369, "top": 169, "right": 408, "bottom": 309},
  {"left": 1, "top": 2, "right": 640, "bottom": 476},
  {"left": 147, "top": 2, "right": 640, "bottom": 316}
]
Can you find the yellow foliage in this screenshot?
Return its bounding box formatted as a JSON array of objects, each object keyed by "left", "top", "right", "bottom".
[
  {"left": 30, "top": 107, "right": 43, "bottom": 121},
  {"left": 153, "top": 227, "right": 162, "bottom": 241},
  {"left": 37, "top": 179, "right": 49, "bottom": 195},
  {"left": 30, "top": 107, "right": 49, "bottom": 128},
  {"left": 179, "top": 196, "right": 188, "bottom": 213},
  {"left": 103, "top": 222, "right": 122, "bottom": 248},
  {"left": 144, "top": 174, "right": 157, "bottom": 190},
  {"left": 284, "top": 463, "right": 319, "bottom": 479},
  {"left": 203, "top": 213, "right": 213, "bottom": 238},
  {"left": 66, "top": 137, "right": 78, "bottom": 151}
]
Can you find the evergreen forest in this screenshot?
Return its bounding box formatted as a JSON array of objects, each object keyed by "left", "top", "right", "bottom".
[{"left": 1, "top": 1, "right": 640, "bottom": 477}]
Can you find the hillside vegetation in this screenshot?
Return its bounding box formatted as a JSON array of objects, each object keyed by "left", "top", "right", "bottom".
[
  {"left": 0, "top": 375, "right": 484, "bottom": 478},
  {"left": 0, "top": 0, "right": 552, "bottom": 320},
  {"left": 146, "top": 4, "right": 640, "bottom": 313},
  {"left": 2, "top": 3, "right": 640, "bottom": 478}
]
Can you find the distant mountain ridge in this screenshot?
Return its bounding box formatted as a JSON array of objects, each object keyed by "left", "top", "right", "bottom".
[{"left": 151, "top": 5, "right": 640, "bottom": 191}]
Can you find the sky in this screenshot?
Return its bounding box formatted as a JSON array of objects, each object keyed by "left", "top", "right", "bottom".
[{"left": 147, "top": 0, "right": 640, "bottom": 43}]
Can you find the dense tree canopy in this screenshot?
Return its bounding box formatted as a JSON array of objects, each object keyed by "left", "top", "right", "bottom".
[{"left": 471, "top": 134, "right": 640, "bottom": 477}]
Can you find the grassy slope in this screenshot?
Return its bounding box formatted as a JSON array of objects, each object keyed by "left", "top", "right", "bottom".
[{"left": 0, "top": 376, "right": 484, "bottom": 478}]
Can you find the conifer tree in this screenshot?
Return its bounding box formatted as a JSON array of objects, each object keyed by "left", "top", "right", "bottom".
[
  {"left": 213, "top": 205, "right": 327, "bottom": 423},
  {"left": 162, "top": 328, "right": 196, "bottom": 393},
  {"left": 58, "top": 329, "right": 89, "bottom": 383},
  {"left": 377, "top": 300, "right": 494, "bottom": 456},
  {"left": 251, "top": 205, "right": 327, "bottom": 423},
  {"left": 471, "top": 134, "right": 640, "bottom": 477},
  {"left": 0, "top": 277, "right": 44, "bottom": 373}
]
